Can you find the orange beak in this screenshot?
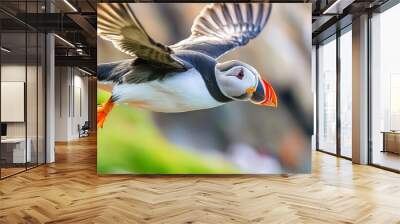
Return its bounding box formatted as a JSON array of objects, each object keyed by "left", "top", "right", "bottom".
[{"left": 250, "top": 78, "right": 278, "bottom": 108}]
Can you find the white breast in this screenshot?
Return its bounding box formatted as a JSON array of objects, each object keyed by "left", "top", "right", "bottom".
[{"left": 112, "top": 68, "right": 224, "bottom": 112}]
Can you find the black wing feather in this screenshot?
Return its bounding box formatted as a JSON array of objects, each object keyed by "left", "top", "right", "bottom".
[
  {"left": 171, "top": 3, "right": 272, "bottom": 59},
  {"left": 98, "top": 3, "right": 187, "bottom": 84}
]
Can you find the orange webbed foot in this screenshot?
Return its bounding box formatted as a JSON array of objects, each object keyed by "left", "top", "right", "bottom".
[
  {"left": 97, "top": 106, "right": 106, "bottom": 129},
  {"left": 97, "top": 99, "right": 115, "bottom": 129}
]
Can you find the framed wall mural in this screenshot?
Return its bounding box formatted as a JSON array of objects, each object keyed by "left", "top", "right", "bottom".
[{"left": 97, "top": 2, "right": 313, "bottom": 174}]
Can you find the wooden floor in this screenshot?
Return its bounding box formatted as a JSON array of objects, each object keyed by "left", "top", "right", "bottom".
[
  {"left": 0, "top": 167, "right": 26, "bottom": 178},
  {"left": 1, "top": 136, "right": 400, "bottom": 224}
]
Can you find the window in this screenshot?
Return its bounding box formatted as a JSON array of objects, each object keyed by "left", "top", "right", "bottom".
[
  {"left": 317, "top": 37, "right": 337, "bottom": 154},
  {"left": 340, "top": 29, "right": 352, "bottom": 158},
  {"left": 371, "top": 3, "right": 400, "bottom": 171}
]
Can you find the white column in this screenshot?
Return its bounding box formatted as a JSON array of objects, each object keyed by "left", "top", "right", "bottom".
[
  {"left": 352, "top": 14, "right": 369, "bottom": 164},
  {"left": 46, "top": 32, "right": 55, "bottom": 163}
]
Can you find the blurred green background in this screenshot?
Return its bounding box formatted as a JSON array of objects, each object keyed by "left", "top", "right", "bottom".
[{"left": 97, "top": 89, "right": 237, "bottom": 174}]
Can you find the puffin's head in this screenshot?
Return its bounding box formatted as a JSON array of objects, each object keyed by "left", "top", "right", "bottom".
[{"left": 215, "top": 60, "right": 278, "bottom": 107}]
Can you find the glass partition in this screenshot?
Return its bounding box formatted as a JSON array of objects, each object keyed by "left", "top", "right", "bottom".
[
  {"left": 38, "top": 32, "right": 45, "bottom": 165},
  {"left": 0, "top": 1, "right": 46, "bottom": 179},
  {"left": 1, "top": 31, "right": 28, "bottom": 177},
  {"left": 27, "top": 31, "right": 38, "bottom": 169}
]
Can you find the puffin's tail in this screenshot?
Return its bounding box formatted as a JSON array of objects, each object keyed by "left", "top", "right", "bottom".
[{"left": 97, "top": 98, "right": 115, "bottom": 128}]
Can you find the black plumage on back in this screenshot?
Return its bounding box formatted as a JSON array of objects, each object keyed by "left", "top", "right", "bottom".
[
  {"left": 98, "top": 58, "right": 186, "bottom": 85},
  {"left": 124, "top": 58, "right": 186, "bottom": 84},
  {"left": 98, "top": 60, "right": 133, "bottom": 84}
]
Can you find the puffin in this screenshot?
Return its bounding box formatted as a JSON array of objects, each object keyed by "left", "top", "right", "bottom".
[{"left": 97, "top": 3, "right": 278, "bottom": 128}]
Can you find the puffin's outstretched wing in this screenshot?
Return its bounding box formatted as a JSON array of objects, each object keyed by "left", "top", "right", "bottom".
[
  {"left": 171, "top": 3, "right": 272, "bottom": 59},
  {"left": 98, "top": 3, "right": 186, "bottom": 71}
]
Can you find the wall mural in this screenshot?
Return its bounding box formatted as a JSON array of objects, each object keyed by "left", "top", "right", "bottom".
[{"left": 97, "top": 2, "right": 312, "bottom": 174}]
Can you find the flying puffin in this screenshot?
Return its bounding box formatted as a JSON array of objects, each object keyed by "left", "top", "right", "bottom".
[{"left": 97, "top": 3, "right": 278, "bottom": 128}]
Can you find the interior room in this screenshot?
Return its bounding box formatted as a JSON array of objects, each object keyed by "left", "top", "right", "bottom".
[
  {"left": 0, "top": 0, "right": 96, "bottom": 179},
  {"left": 54, "top": 66, "right": 95, "bottom": 141},
  {"left": 0, "top": 0, "right": 400, "bottom": 223}
]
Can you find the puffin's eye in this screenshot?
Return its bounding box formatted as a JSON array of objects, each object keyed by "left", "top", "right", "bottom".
[{"left": 236, "top": 69, "right": 244, "bottom": 80}]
